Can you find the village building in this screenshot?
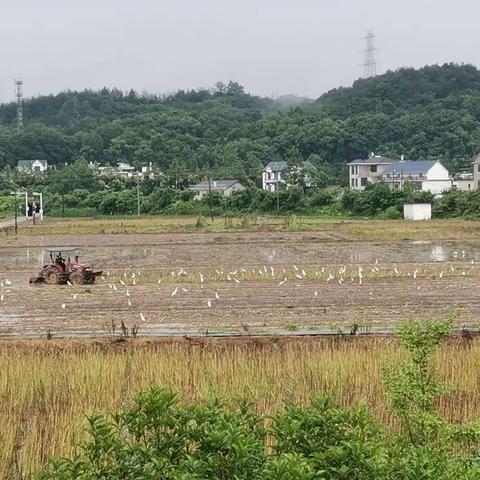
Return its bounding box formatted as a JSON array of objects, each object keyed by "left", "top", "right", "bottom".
[
  {"left": 262, "top": 161, "right": 287, "bottom": 192},
  {"left": 189, "top": 179, "right": 245, "bottom": 200},
  {"left": 348, "top": 155, "right": 451, "bottom": 195},
  {"left": 116, "top": 162, "right": 137, "bottom": 178},
  {"left": 403, "top": 203, "right": 432, "bottom": 221},
  {"left": 97, "top": 162, "right": 138, "bottom": 178},
  {"left": 347, "top": 155, "right": 394, "bottom": 191},
  {"left": 472, "top": 154, "right": 480, "bottom": 189},
  {"left": 453, "top": 172, "right": 474, "bottom": 191},
  {"left": 141, "top": 162, "right": 155, "bottom": 178},
  {"left": 262, "top": 161, "right": 316, "bottom": 192},
  {"left": 17, "top": 159, "right": 48, "bottom": 173},
  {"left": 382, "top": 160, "right": 451, "bottom": 195}
]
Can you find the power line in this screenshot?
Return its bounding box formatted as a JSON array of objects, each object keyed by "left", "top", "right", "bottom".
[{"left": 362, "top": 28, "right": 377, "bottom": 78}]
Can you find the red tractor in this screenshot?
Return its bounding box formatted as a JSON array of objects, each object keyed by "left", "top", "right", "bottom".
[{"left": 30, "top": 247, "right": 103, "bottom": 285}]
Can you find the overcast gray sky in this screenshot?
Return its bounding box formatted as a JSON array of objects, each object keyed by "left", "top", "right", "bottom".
[{"left": 0, "top": 0, "right": 478, "bottom": 103}]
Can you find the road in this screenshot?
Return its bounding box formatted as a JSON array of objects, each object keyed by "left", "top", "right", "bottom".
[{"left": 0, "top": 216, "right": 27, "bottom": 231}]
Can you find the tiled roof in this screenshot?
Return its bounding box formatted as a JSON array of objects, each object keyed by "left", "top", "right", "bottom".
[
  {"left": 383, "top": 160, "right": 437, "bottom": 175},
  {"left": 264, "top": 160, "right": 316, "bottom": 171},
  {"left": 347, "top": 156, "right": 394, "bottom": 165},
  {"left": 264, "top": 161, "right": 288, "bottom": 172},
  {"left": 189, "top": 180, "right": 243, "bottom": 191}
]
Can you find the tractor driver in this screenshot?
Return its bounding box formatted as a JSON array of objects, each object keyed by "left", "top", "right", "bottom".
[{"left": 55, "top": 253, "right": 66, "bottom": 271}]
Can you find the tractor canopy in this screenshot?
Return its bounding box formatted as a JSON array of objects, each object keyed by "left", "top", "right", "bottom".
[
  {"left": 46, "top": 247, "right": 82, "bottom": 271},
  {"left": 45, "top": 247, "right": 81, "bottom": 254}
]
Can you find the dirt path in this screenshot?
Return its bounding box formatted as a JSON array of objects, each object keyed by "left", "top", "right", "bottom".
[{"left": 0, "top": 217, "right": 27, "bottom": 231}]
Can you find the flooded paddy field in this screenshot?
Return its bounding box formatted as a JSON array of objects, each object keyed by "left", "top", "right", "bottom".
[{"left": 1, "top": 231, "right": 480, "bottom": 338}]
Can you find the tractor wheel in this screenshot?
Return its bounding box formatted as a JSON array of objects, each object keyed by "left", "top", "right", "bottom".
[
  {"left": 44, "top": 268, "right": 60, "bottom": 285},
  {"left": 69, "top": 271, "right": 85, "bottom": 286}
]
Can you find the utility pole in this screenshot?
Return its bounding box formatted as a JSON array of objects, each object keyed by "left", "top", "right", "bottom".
[
  {"left": 9, "top": 191, "right": 22, "bottom": 234},
  {"left": 276, "top": 172, "right": 280, "bottom": 214},
  {"left": 12, "top": 192, "right": 18, "bottom": 234},
  {"left": 136, "top": 175, "right": 141, "bottom": 217},
  {"left": 207, "top": 174, "right": 214, "bottom": 222},
  {"left": 362, "top": 29, "right": 377, "bottom": 78},
  {"left": 24, "top": 192, "right": 28, "bottom": 219}
]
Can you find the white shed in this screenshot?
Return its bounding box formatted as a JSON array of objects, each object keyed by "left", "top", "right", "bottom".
[{"left": 403, "top": 203, "right": 431, "bottom": 221}]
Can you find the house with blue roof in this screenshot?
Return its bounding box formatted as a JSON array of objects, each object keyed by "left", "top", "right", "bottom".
[
  {"left": 383, "top": 160, "right": 451, "bottom": 194},
  {"left": 348, "top": 155, "right": 451, "bottom": 195}
]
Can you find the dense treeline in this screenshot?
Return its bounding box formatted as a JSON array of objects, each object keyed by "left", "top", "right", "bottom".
[
  {"left": 1, "top": 64, "right": 480, "bottom": 182},
  {"left": 0, "top": 160, "right": 339, "bottom": 218},
  {"left": 2, "top": 161, "right": 479, "bottom": 220}
]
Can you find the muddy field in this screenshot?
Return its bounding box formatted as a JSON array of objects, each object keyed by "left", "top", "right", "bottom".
[{"left": 1, "top": 231, "right": 480, "bottom": 337}]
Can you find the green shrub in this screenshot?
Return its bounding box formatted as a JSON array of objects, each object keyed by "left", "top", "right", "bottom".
[
  {"left": 379, "top": 206, "right": 401, "bottom": 219},
  {"left": 39, "top": 318, "right": 480, "bottom": 480},
  {"left": 164, "top": 200, "right": 198, "bottom": 215},
  {"left": 195, "top": 216, "right": 207, "bottom": 228},
  {"left": 0, "top": 195, "right": 14, "bottom": 217}
]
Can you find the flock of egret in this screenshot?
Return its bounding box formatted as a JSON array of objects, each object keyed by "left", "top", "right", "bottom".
[{"left": 0, "top": 250, "right": 476, "bottom": 330}]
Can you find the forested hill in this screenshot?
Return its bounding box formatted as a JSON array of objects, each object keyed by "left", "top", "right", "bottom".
[
  {"left": 1, "top": 64, "right": 480, "bottom": 180},
  {"left": 316, "top": 63, "right": 480, "bottom": 117}
]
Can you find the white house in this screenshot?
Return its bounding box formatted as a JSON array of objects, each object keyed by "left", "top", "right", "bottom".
[
  {"left": 117, "top": 162, "right": 137, "bottom": 178},
  {"left": 453, "top": 172, "right": 474, "bottom": 191},
  {"left": 382, "top": 160, "right": 451, "bottom": 195},
  {"left": 189, "top": 180, "right": 245, "bottom": 200},
  {"left": 17, "top": 159, "right": 48, "bottom": 173},
  {"left": 347, "top": 155, "right": 451, "bottom": 195},
  {"left": 97, "top": 162, "right": 139, "bottom": 178},
  {"left": 262, "top": 161, "right": 288, "bottom": 192},
  {"left": 141, "top": 162, "right": 155, "bottom": 179},
  {"left": 472, "top": 154, "right": 480, "bottom": 190},
  {"left": 262, "top": 161, "right": 316, "bottom": 192}
]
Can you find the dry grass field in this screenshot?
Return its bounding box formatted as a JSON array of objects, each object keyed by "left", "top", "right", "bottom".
[
  {"left": 0, "top": 336, "right": 479, "bottom": 479},
  {"left": 2, "top": 215, "right": 480, "bottom": 240}
]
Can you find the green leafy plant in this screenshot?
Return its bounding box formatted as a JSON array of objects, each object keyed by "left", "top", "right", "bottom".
[{"left": 39, "top": 317, "right": 480, "bottom": 480}]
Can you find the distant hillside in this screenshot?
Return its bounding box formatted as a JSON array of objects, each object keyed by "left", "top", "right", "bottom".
[
  {"left": 267, "top": 94, "right": 313, "bottom": 112},
  {"left": 316, "top": 63, "right": 480, "bottom": 117},
  {"left": 1, "top": 64, "right": 480, "bottom": 178}
]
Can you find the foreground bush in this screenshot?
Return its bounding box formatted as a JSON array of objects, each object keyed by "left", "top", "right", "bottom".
[{"left": 39, "top": 319, "right": 480, "bottom": 479}]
